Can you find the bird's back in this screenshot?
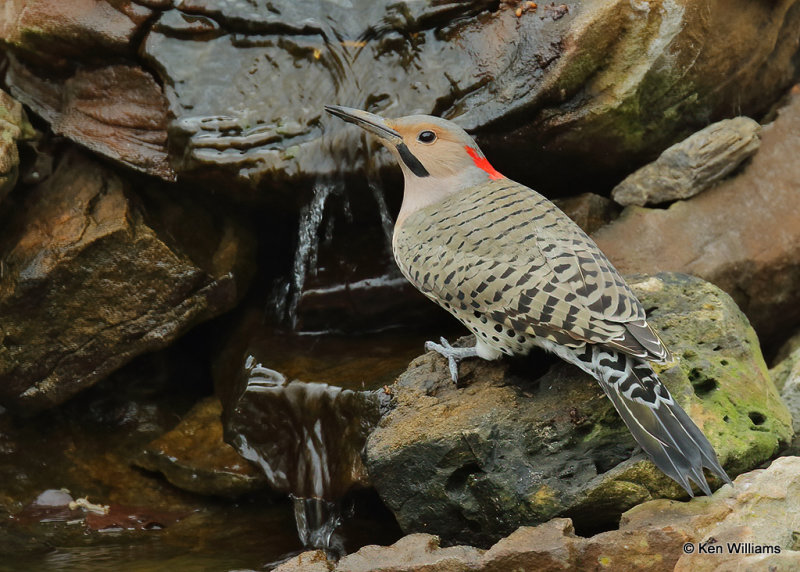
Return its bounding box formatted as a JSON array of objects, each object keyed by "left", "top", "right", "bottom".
[{"left": 393, "top": 178, "right": 670, "bottom": 362}]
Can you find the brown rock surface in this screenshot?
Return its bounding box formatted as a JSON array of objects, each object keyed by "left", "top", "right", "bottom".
[
  {"left": 0, "top": 0, "right": 150, "bottom": 66},
  {"left": 6, "top": 60, "right": 175, "bottom": 181},
  {"left": 280, "top": 456, "right": 800, "bottom": 572},
  {"left": 594, "top": 89, "right": 800, "bottom": 343},
  {"left": 135, "top": 397, "right": 268, "bottom": 497},
  {"left": 276, "top": 550, "right": 334, "bottom": 572},
  {"left": 552, "top": 193, "right": 621, "bottom": 235},
  {"left": 0, "top": 149, "right": 252, "bottom": 413}
]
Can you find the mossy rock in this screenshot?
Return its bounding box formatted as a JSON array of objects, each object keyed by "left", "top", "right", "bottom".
[{"left": 366, "top": 273, "right": 792, "bottom": 546}]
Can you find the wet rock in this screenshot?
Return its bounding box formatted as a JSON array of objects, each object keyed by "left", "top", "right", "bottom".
[
  {"left": 284, "top": 456, "right": 800, "bottom": 571},
  {"left": 594, "top": 89, "right": 800, "bottom": 344},
  {"left": 365, "top": 273, "right": 792, "bottom": 546},
  {"left": 611, "top": 117, "right": 762, "bottom": 207},
  {"left": 5, "top": 59, "right": 175, "bottom": 181},
  {"left": 0, "top": 0, "right": 151, "bottom": 67},
  {"left": 223, "top": 356, "right": 384, "bottom": 500},
  {"left": 0, "top": 89, "right": 34, "bottom": 204},
  {"left": 141, "top": 0, "right": 800, "bottom": 193},
  {"left": 135, "top": 397, "right": 269, "bottom": 498},
  {"left": 295, "top": 273, "right": 432, "bottom": 334},
  {"left": 0, "top": 1, "right": 173, "bottom": 178},
  {"left": 4, "top": 1, "right": 800, "bottom": 194},
  {"left": 0, "top": 149, "right": 253, "bottom": 413}
]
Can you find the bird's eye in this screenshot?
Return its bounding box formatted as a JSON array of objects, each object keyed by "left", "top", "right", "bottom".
[{"left": 417, "top": 130, "right": 437, "bottom": 144}]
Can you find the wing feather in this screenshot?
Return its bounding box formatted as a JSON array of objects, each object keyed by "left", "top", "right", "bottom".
[{"left": 394, "top": 180, "right": 669, "bottom": 361}]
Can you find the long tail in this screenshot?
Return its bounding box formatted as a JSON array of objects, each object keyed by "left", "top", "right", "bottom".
[{"left": 572, "top": 346, "right": 731, "bottom": 496}]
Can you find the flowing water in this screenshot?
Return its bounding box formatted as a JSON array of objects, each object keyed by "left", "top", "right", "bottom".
[
  {"left": 286, "top": 181, "right": 340, "bottom": 328},
  {"left": 225, "top": 355, "right": 384, "bottom": 554}
]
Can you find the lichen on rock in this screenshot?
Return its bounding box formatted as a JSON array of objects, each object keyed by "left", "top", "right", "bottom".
[{"left": 0, "top": 89, "right": 34, "bottom": 205}]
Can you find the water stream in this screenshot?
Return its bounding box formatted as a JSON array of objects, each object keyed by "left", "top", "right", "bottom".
[
  {"left": 225, "top": 355, "right": 383, "bottom": 554},
  {"left": 286, "top": 181, "right": 339, "bottom": 329}
]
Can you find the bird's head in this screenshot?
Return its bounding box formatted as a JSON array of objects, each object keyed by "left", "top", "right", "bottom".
[{"left": 325, "top": 105, "right": 504, "bottom": 225}]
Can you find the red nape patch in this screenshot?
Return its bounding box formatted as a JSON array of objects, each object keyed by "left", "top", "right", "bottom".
[{"left": 465, "top": 147, "right": 505, "bottom": 180}]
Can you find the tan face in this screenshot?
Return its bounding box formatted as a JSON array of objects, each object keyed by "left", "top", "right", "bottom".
[
  {"left": 324, "top": 105, "right": 504, "bottom": 226},
  {"left": 385, "top": 119, "right": 479, "bottom": 179}
]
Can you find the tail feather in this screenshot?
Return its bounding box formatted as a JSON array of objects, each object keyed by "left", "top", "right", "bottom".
[{"left": 578, "top": 346, "right": 731, "bottom": 496}]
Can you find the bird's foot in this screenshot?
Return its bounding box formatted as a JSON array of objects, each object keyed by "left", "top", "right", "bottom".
[{"left": 424, "top": 337, "right": 479, "bottom": 384}]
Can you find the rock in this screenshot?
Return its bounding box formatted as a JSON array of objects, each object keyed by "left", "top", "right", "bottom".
[
  {"left": 3, "top": 1, "right": 799, "bottom": 194},
  {"left": 135, "top": 397, "right": 269, "bottom": 498},
  {"left": 0, "top": 0, "right": 151, "bottom": 66},
  {"left": 0, "top": 89, "right": 34, "bottom": 204},
  {"left": 611, "top": 117, "right": 762, "bottom": 207},
  {"left": 365, "top": 273, "right": 792, "bottom": 546},
  {"left": 6, "top": 59, "right": 175, "bottom": 181},
  {"left": 0, "top": 149, "right": 253, "bottom": 413},
  {"left": 771, "top": 335, "right": 800, "bottom": 445},
  {"left": 594, "top": 88, "right": 800, "bottom": 344},
  {"left": 337, "top": 533, "right": 484, "bottom": 572},
  {"left": 285, "top": 456, "right": 800, "bottom": 571},
  {"left": 552, "top": 193, "right": 621, "bottom": 235},
  {"left": 773, "top": 330, "right": 800, "bottom": 370},
  {"left": 275, "top": 550, "right": 334, "bottom": 572},
  {"left": 294, "top": 274, "right": 432, "bottom": 334},
  {"left": 772, "top": 334, "right": 800, "bottom": 393},
  {"left": 0, "top": 1, "right": 173, "bottom": 179}
]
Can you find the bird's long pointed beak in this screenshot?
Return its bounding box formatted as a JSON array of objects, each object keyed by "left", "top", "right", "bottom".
[{"left": 324, "top": 105, "right": 402, "bottom": 144}]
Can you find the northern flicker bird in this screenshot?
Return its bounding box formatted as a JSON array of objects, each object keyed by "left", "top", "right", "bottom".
[{"left": 325, "top": 105, "right": 731, "bottom": 496}]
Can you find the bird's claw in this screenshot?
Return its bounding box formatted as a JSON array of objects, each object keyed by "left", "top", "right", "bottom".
[{"left": 424, "top": 337, "right": 478, "bottom": 384}]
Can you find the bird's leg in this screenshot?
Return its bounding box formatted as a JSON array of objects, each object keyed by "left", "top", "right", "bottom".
[{"left": 424, "top": 337, "right": 479, "bottom": 384}]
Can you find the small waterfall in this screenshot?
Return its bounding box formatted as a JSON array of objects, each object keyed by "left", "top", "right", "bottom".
[
  {"left": 292, "top": 496, "right": 342, "bottom": 553},
  {"left": 224, "top": 355, "right": 382, "bottom": 554},
  {"left": 285, "top": 181, "right": 338, "bottom": 328}
]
